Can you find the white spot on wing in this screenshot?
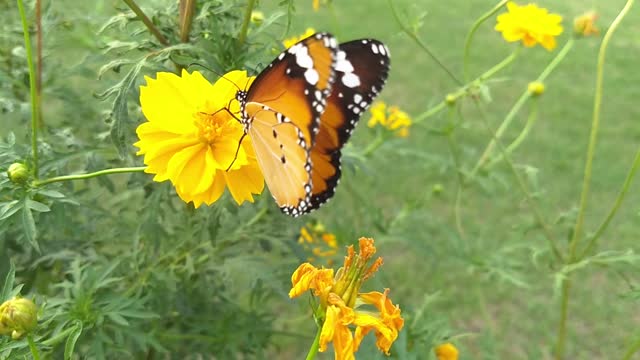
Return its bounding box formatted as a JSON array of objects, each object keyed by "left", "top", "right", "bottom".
[
  {"left": 342, "top": 73, "right": 360, "bottom": 88},
  {"left": 305, "top": 68, "right": 319, "bottom": 85}
]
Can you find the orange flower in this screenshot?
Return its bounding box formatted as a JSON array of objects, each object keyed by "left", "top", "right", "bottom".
[
  {"left": 290, "top": 238, "right": 404, "bottom": 359},
  {"left": 574, "top": 11, "right": 599, "bottom": 37},
  {"left": 435, "top": 342, "right": 459, "bottom": 360}
]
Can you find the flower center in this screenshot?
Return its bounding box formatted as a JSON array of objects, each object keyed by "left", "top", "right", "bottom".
[{"left": 195, "top": 111, "right": 227, "bottom": 144}]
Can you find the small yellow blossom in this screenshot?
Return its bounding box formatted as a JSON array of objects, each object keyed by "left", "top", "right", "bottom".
[
  {"left": 368, "top": 102, "right": 412, "bottom": 138},
  {"left": 0, "top": 297, "right": 38, "bottom": 339},
  {"left": 495, "top": 2, "right": 563, "bottom": 51},
  {"left": 250, "top": 10, "right": 264, "bottom": 25},
  {"left": 298, "top": 221, "right": 339, "bottom": 265},
  {"left": 435, "top": 342, "right": 459, "bottom": 360},
  {"left": 135, "top": 70, "right": 265, "bottom": 208},
  {"left": 283, "top": 28, "right": 316, "bottom": 49},
  {"left": 527, "top": 81, "right": 545, "bottom": 96},
  {"left": 290, "top": 237, "right": 404, "bottom": 360},
  {"left": 574, "top": 11, "right": 599, "bottom": 37}
]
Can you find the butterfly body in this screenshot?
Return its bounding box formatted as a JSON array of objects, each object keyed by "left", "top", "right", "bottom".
[{"left": 237, "top": 33, "right": 390, "bottom": 216}]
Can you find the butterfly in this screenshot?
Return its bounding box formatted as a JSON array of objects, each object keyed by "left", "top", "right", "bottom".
[{"left": 235, "top": 32, "right": 390, "bottom": 217}]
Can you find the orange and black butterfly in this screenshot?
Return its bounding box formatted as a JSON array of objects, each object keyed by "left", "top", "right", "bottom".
[{"left": 236, "top": 33, "right": 390, "bottom": 216}]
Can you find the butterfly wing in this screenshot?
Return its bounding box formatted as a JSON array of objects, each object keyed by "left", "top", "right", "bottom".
[
  {"left": 309, "top": 39, "right": 391, "bottom": 207},
  {"left": 241, "top": 33, "right": 338, "bottom": 216}
]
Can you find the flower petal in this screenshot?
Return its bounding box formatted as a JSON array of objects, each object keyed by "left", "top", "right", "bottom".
[{"left": 223, "top": 161, "right": 265, "bottom": 205}]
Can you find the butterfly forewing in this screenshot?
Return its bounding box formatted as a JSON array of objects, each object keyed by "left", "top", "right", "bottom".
[
  {"left": 308, "top": 39, "right": 391, "bottom": 208},
  {"left": 240, "top": 33, "right": 338, "bottom": 216}
]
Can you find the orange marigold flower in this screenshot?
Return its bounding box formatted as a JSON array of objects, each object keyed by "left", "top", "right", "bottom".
[
  {"left": 495, "top": 2, "right": 563, "bottom": 51},
  {"left": 435, "top": 342, "right": 459, "bottom": 360},
  {"left": 135, "top": 70, "right": 264, "bottom": 208},
  {"left": 290, "top": 237, "right": 404, "bottom": 360},
  {"left": 283, "top": 28, "right": 316, "bottom": 49},
  {"left": 574, "top": 11, "right": 599, "bottom": 37}
]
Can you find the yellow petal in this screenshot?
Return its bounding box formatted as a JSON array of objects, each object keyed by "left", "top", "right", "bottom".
[
  {"left": 223, "top": 161, "right": 265, "bottom": 204},
  {"left": 289, "top": 263, "right": 319, "bottom": 298}
]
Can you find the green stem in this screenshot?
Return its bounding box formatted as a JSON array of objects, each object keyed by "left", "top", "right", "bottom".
[
  {"left": 27, "top": 335, "right": 41, "bottom": 360},
  {"left": 17, "top": 0, "right": 39, "bottom": 179},
  {"left": 622, "top": 333, "right": 640, "bottom": 360},
  {"left": 472, "top": 39, "right": 574, "bottom": 176},
  {"left": 388, "top": 0, "right": 461, "bottom": 85},
  {"left": 35, "top": 0, "right": 43, "bottom": 128},
  {"left": 414, "top": 51, "right": 518, "bottom": 124},
  {"left": 33, "top": 167, "right": 146, "bottom": 186},
  {"left": 580, "top": 148, "right": 640, "bottom": 258},
  {"left": 555, "top": 2, "right": 634, "bottom": 359},
  {"left": 361, "top": 132, "right": 385, "bottom": 157},
  {"left": 473, "top": 100, "right": 562, "bottom": 261},
  {"left": 238, "top": 0, "right": 257, "bottom": 46},
  {"left": 122, "top": 0, "right": 170, "bottom": 46},
  {"left": 485, "top": 99, "right": 538, "bottom": 170},
  {"left": 305, "top": 325, "right": 322, "bottom": 360},
  {"left": 445, "top": 106, "right": 465, "bottom": 237},
  {"left": 463, "top": 0, "right": 509, "bottom": 80},
  {"left": 179, "top": 0, "right": 196, "bottom": 43}
]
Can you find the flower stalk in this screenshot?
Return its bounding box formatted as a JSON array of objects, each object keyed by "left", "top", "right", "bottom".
[
  {"left": 238, "top": 0, "right": 257, "bottom": 45},
  {"left": 179, "top": 0, "right": 196, "bottom": 43},
  {"left": 463, "top": 0, "right": 509, "bottom": 80},
  {"left": 17, "top": 0, "right": 40, "bottom": 179},
  {"left": 554, "top": 1, "right": 635, "bottom": 359},
  {"left": 33, "top": 167, "right": 146, "bottom": 187},
  {"left": 122, "top": 0, "right": 170, "bottom": 46},
  {"left": 304, "top": 325, "right": 322, "bottom": 360}
]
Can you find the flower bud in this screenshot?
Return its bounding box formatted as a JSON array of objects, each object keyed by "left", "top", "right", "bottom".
[
  {"left": 432, "top": 183, "right": 444, "bottom": 195},
  {"left": 445, "top": 94, "right": 457, "bottom": 106},
  {"left": 0, "top": 297, "right": 38, "bottom": 339},
  {"left": 527, "top": 81, "right": 545, "bottom": 97},
  {"left": 435, "top": 342, "right": 459, "bottom": 360},
  {"left": 250, "top": 11, "right": 264, "bottom": 25},
  {"left": 7, "top": 163, "right": 29, "bottom": 184}
]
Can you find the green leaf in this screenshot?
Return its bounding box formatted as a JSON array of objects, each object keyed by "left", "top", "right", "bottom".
[
  {"left": 26, "top": 199, "right": 51, "bottom": 213},
  {"left": 21, "top": 204, "right": 39, "bottom": 252},
  {"left": 108, "top": 60, "right": 145, "bottom": 158},
  {"left": 37, "top": 189, "right": 65, "bottom": 199},
  {"left": 0, "top": 200, "right": 21, "bottom": 220},
  {"left": 106, "top": 312, "right": 130, "bottom": 326},
  {"left": 0, "top": 261, "right": 15, "bottom": 301},
  {"left": 64, "top": 320, "right": 83, "bottom": 360}
]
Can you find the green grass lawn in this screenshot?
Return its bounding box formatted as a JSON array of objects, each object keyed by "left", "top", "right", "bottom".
[{"left": 2, "top": 0, "right": 639, "bottom": 358}]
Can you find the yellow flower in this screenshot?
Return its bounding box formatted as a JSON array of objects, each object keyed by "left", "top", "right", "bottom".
[
  {"left": 313, "top": 0, "right": 320, "bottom": 11},
  {"left": 298, "top": 221, "right": 339, "bottom": 265},
  {"left": 495, "top": 2, "right": 563, "bottom": 51},
  {"left": 574, "top": 11, "right": 599, "bottom": 37},
  {"left": 368, "top": 102, "right": 412, "bottom": 138},
  {"left": 283, "top": 28, "right": 316, "bottom": 49},
  {"left": 435, "top": 342, "right": 459, "bottom": 360},
  {"left": 290, "top": 237, "right": 404, "bottom": 360},
  {"left": 527, "top": 81, "right": 545, "bottom": 96},
  {"left": 135, "top": 70, "right": 264, "bottom": 208},
  {"left": 0, "top": 297, "right": 38, "bottom": 339}
]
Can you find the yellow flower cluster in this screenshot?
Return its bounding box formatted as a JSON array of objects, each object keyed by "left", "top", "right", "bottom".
[
  {"left": 495, "top": 2, "right": 563, "bottom": 51},
  {"left": 290, "top": 237, "right": 404, "bottom": 360},
  {"left": 135, "top": 70, "right": 264, "bottom": 208},
  {"left": 298, "top": 221, "right": 339, "bottom": 266},
  {"left": 283, "top": 28, "right": 316, "bottom": 49},
  {"left": 368, "top": 102, "right": 412, "bottom": 138}
]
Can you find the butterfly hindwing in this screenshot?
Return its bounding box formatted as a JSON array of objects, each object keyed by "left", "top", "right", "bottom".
[
  {"left": 308, "top": 39, "right": 391, "bottom": 208},
  {"left": 239, "top": 33, "right": 338, "bottom": 216}
]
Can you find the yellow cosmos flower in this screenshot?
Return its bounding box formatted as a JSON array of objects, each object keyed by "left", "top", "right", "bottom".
[
  {"left": 290, "top": 237, "right": 404, "bottom": 360},
  {"left": 283, "top": 28, "right": 316, "bottom": 49},
  {"left": 368, "top": 102, "right": 412, "bottom": 138},
  {"left": 435, "top": 342, "right": 459, "bottom": 360},
  {"left": 298, "top": 221, "right": 339, "bottom": 265},
  {"left": 574, "top": 11, "right": 599, "bottom": 37},
  {"left": 495, "top": 2, "right": 563, "bottom": 51},
  {"left": 135, "top": 70, "right": 265, "bottom": 208}
]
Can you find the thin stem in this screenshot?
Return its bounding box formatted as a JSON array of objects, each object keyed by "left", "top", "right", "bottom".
[
  {"left": 463, "top": 0, "right": 509, "bottom": 80},
  {"left": 445, "top": 106, "right": 465, "bottom": 238},
  {"left": 473, "top": 100, "right": 562, "bottom": 261},
  {"left": 414, "top": 51, "right": 518, "bottom": 125},
  {"left": 472, "top": 39, "right": 574, "bottom": 176},
  {"left": 485, "top": 99, "right": 538, "bottom": 170},
  {"left": 305, "top": 325, "right": 322, "bottom": 360},
  {"left": 555, "top": 2, "right": 634, "bottom": 359},
  {"left": 122, "top": 0, "right": 170, "bottom": 46},
  {"left": 622, "top": 333, "right": 640, "bottom": 360},
  {"left": 27, "top": 335, "right": 41, "bottom": 360},
  {"left": 361, "top": 132, "right": 385, "bottom": 157},
  {"left": 179, "top": 0, "right": 196, "bottom": 43},
  {"left": 33, "top": 167, "right": 146, "bottom": 186},
  {"left": 388, "top": 0, "right": 462, "bottom": 85},
  {"left": 35, "top": 0, "right": 43, "bottom": 128},
  {"left": 238, "top": 0, "right": 257, "bottom": 46},
  {"left": 580, "top": 148, "right": 640, "bottom": 258},
  {"left": 17, "top": 0, "right": 39, "bottom": 179}
]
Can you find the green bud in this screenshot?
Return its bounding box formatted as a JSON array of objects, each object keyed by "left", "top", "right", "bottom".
[
  {"left": 445, "top": 94, "right": 457, "bottom": 106},
  {"left": 0, "top": 297, "right": 38, "bottom": 339},
  {"left": 432, "top": 183, "right": 444, "bottom": 195},
  {"left": 7, "top": 163, "right": 29, "bottom": 184}
]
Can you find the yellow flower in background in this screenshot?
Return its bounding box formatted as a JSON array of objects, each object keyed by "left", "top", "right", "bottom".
[
  {"left": 298, "top": 221, "right": 339, "bottom": 265},
  {"left": 574, "top": 11, "right": 599, "bottom": 37},
  {"left": 495, "top": 2, "right": 563, "bottom": 51},
  {"left": 290, "top": 237, "right": 404, "bottom": 359},
  {"left": 135, "top": 70, "right": 264, "bottom": 208},
  {"left": 368, "top": 102, "right": 412, "bottom": 137},
  {"left": 435, "top": 342, "right": 459, "bottom": 360},
  {"left": 283, "top": 28, "right": 316, "bottom": 49},
  {"left": 313, "top": 0, "right": 320, "bottom": 11}
]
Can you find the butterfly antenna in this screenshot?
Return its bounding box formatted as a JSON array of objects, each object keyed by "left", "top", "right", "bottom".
[
  {"left": 186, "top": 62, "right": 242, "bottom": 92},
  {"left": 226, "top": 132, "right": 248, "bottom": 172}
]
